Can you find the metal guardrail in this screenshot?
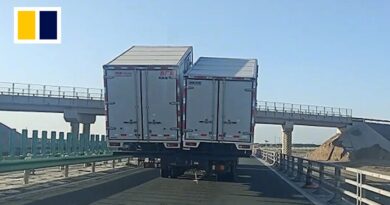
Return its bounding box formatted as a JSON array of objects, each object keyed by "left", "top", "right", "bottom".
[
  {"left": 257, "top": 101, "right": 352, "bottom": 118},
  {"left": 0, "top": 155, "right": 133, "bottom": 185},
  {"left": 256, "top": 149, "right": 390, "bottom": 205},
  {"left": 0, "top": 82, "right": 104, "bottom": 100}
]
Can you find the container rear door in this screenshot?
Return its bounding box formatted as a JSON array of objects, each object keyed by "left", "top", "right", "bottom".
[
  {"left": 185, "top": 79, "right": 217, "bottom": 141},
  {"left": 106, "top": 69, "right": 141, "bottom": 140},
  {"left": 142, "top": 69, "right": 179, "bottom": 141},
  {"left": 218, "top": 80, "right": 253, "bottom": 142}
]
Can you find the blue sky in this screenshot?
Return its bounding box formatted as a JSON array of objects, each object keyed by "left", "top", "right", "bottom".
[{"left": 0, "top": 0, "right": 389, "bottom": 144}]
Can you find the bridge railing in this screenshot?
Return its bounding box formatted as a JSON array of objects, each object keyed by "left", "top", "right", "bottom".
[
  {"left": 256, "top": 149, "right": 390, "bottom": 205},
  {"left": 0, "top": 82, "right": 104, "bottom": 100},
  {"left": 257, "top": 101, "right": 352, "bottom": 118}
]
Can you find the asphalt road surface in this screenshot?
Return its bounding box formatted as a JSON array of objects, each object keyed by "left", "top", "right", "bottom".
[{"left": 26, "top": 157, "right": 312, "bottom": 205}]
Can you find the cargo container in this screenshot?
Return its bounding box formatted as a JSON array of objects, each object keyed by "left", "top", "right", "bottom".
[
  {"left": 103, "top": 46, "right": 193, "bottom": 153},
  {"left": 161, "top": 57, "right": 258, "bottom": 180},
  {"left": 184, "top": 57, "right": 258, "bottom": 150}
]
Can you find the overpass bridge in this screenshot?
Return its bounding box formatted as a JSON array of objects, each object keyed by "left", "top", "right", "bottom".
[
  {"left": 0, "top": 81, "right": 366, "bottom": 156},
  {"left": 0, "top": 82, "right": 104, "bottom": 138}
]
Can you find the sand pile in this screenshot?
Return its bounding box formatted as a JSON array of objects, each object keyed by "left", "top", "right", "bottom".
[{"left": 307, "top": 122, "right": 390, "bottom": 162}]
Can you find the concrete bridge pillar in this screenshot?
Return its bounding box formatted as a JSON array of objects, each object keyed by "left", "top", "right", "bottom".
[
  {"left": 70, "top": 122, "right": 80, "bottom": 139},
  {"left": 281, "top": 121, "right": 294, "bottom": 155},
  {"left": 64, "top": 109, "right": 96, "bottom": 139},
  {"left": 82, "top": 123, "right": 91, "bottom": 137}
]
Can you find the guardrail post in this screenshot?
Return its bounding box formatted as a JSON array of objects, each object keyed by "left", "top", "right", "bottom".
[
  {"left": 64, "top": 165, "right": 69, "bottom": 177},
  {"left": 112, "top": 159, "right": 116, "bottom": 168},
  {"left": 91, "top": 162, "right": 96, "bottom": 173},
  {"left": 50, "top": 131, "right": 56, "bottom": 156},
  {"left": 24, "top": 170, "right": 30, "bottom": 184},
  {"left": 293, "top": 158, "right": 303, "bottom": 182},
  {"left": 9, "top": 129, "right": 15, "bottom": 158},
  {"left": 32, "top": 130, "right": 38, "bottom": 157},
  {"left": 318, "top": 164, "right": 324, "bottom": 187},
  {"left": 288, "top": 156, "right": 295, "bottom": 177},
  {"left": 303, "top": 161, "right": 315, "bottom": 188},
  {"left": 21, "top": 129, "right": 28, "bottom": 157},
  {"left": 284, "top": 155, "right": 289, "bottom": 173},
  {"left": 279, "top": 154, "right": 284, "bottom": 171},
  {"left": 66, "top": 133, "right": 72, "bottom": 155},
  {"left": 313, "top": 163, "right": 325, "bottom": 194},
  {"left": 59, "top": 132, "right": 64, "bottom": 155},
  {"left": 126, "top": 157, "right": 131, "bottom": 166},
  {"left": 356, "top": 172, "right": 366, "bottom": 205},
  {"left": 41, "top": 131, "right": 47, "bottom": 156},
  {"left": 328, "top": 167, "right": 342, "bottom": 203}
]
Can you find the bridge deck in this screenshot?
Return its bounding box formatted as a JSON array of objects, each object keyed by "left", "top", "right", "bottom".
[
  {"left": 0, "top": 82, "right": 104, "bottom": 115},
  {"left": 256, "top": 101, "right": 353, "bottom": 127}
]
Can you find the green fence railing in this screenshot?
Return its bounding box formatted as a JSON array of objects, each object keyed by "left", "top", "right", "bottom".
[{"left": 0, "top": 129, "right": 110, "bottom": 160}]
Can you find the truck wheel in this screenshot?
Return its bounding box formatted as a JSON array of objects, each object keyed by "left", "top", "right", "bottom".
[
  {"left": 169, "top": 167, "right": 178, "bottom": 178},
  {"left": 161, "top": 168, "right": 169, "bottom": 178}
]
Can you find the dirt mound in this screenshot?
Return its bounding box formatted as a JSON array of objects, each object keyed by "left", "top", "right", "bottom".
[
  {"left": 307, "top": 133, "right": 350, "bottom": 161},
  {"left": 307, "top": 121, "right": 390, "bottom": 162}
]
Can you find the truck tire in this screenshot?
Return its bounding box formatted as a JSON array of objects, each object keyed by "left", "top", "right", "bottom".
[{"left": 161, "top": 168, "right": 169, "bottom": 178}]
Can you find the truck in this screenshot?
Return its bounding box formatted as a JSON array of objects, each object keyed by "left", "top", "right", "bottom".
[
  {"left": 181, "top": 57, "right": 258, "bottom": 180},
  {"left": 104, "top": 46, "right": 258, "bottom": 180},
  {"left": 103, "top": 46, "right": 193, "bottom": 154}
]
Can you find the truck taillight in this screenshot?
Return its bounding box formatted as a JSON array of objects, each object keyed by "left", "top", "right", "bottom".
[
  {"left": 238, "top": 144, "right": 251, "bottom": 149},
  {"left": 216, "top": 164, "right": 225, "bottom": 172},
  {"left": 166, "top": 143, "right": 178, "bottom": 147},
  {"left": 109, "top": 142, "right": 120, "bottom": 147},
  {"left": 185, "top": 142, "right": 197, "bottom": 147}
]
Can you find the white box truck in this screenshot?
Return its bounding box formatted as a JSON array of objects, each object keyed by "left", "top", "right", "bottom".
[
  {"left": 177, "top": 57, "right": 258, "bottom": 180},
  {"left": 103, "top": 46, "right": 193, "bottom": 153},
  {"left": 104, "top": 46, "right": 257, "bottom": 180}
]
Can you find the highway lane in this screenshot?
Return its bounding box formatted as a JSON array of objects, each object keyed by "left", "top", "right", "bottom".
[{"left": 24, "top": 157, "right": 312, "bottom": 205}]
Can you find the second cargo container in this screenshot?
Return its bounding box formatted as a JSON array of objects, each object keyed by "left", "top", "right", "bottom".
[{"left": 183, "top": 57, "right": 258, "bottom": 150}]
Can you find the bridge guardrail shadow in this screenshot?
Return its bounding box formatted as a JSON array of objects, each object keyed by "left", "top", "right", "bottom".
[{"left": 256, "top": 149, "right": 390, "bottom": 205}]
